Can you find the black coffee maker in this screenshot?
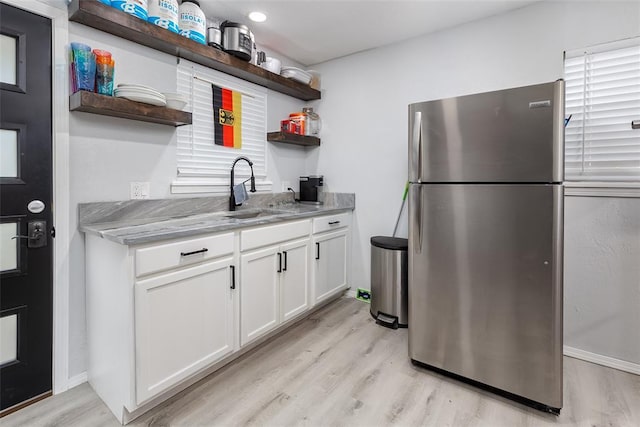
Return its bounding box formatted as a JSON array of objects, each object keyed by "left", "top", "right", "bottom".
[{"left": 299, "top": 175, "right": 324, "bottom": 204}]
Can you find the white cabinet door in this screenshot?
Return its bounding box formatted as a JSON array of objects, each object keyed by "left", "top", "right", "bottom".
[
  {"left": 240, "top": 245, "right": 279, "bottom": 346},
  {"left": 313, "top": 230, "right": 348, "bottom": 304},
  {"left": 280, "top": 238, "right": 310, "bottom": 322},
  {"left": 135, "top": 257, "right": 235, "bottom": 404}
]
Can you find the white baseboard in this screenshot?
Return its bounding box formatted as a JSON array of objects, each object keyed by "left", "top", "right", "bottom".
[
  {"left": 564, "top": 346, "right": 640, "bottom": 376},
  {"left": 66, "top": 372, "right": 88, "bottom": 390}
]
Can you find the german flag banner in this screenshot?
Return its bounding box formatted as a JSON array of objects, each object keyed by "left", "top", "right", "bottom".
[{"left": 212, "top": 84, "right": 242, "bottom": 148}]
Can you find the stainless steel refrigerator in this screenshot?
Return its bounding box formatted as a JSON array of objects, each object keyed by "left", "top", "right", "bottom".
[{"left": 408, "top": 80, "right": 564, "bottom": 413}]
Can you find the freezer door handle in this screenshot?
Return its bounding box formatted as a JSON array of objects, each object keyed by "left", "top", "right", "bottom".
[
  {"left": 410, "top": 185, "right": 423, "bottom": 254},
  {"left": 410, "top": 111, "right": 422, "bottom": 182},
  {"left": 552, "top": 79, "right": 565, "bottom": 182}
]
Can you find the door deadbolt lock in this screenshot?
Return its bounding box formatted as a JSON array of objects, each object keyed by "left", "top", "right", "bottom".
[{"left": 12, "top": 220, "right": 47, "bottom": 248}]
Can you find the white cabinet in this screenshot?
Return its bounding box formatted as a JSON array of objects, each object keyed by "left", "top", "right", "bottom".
[
  {"left": 84, "top": 231, "right": 237, "bottom": 421},
  {"left": 240, "top": 245, "right": 280, "bottom": 346},
  {"left": 280, "top": 238, "right": 310, "bottom": 321},
  {"left": 84, "top": 212, "right": 350, "bottom": 423},
  {"left": 135, "top": 256, "right": 235, "bottom": 404},
  {"left": 239, "top": 220, "right": 311, "bottom": 346},
  {"left": 311, "top": 213, "right": 351, "bottom": 305},
  {"left": 313, "top": 230, "right": 348, "bottom": 303}
]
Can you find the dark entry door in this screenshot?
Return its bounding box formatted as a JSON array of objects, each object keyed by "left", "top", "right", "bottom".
[{"left": 0, "top": 2, "right": 53, "bottom": 413}]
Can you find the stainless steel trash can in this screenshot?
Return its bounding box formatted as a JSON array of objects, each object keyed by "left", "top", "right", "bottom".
[{"left": 370, "top": 236, "right": 408, "bottom": 329}]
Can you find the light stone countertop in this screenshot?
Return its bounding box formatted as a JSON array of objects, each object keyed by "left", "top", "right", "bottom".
[{"left": 79, "top": 193, "right": 355, "bottom": 246}]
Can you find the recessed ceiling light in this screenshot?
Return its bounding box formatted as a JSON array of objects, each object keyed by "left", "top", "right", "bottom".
[{"left": 248, "top": 11, "right": 267, "bottom": 23}]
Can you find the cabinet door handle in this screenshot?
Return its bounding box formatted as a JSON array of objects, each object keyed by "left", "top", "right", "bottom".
[
  {"left": 315, "top": 242, "right": 320, "bottom": 260},
  {"left": 328, "top": 220, "right": 340, "bottom": 225},
  {"left": 180, "top": 248, "right": 208, "bottom": 257},
  {"left": 277, "top": 252, "right": 282, "bottom": 273},
  {"left": 283, "top": 251, "right": 288, "bottom": 271},
  {"left": 230, "top": 265, "right": 236, "bottom": 289}
]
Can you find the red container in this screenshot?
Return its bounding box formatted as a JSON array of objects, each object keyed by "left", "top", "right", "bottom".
[{"left": 281, "top": 119, "right": 303, "bottom": 134}]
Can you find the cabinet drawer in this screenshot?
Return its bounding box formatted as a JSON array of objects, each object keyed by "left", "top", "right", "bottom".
[
  {"left": 135, "top": 232, "right": 234, "bottom": 277},
  {"left": 312, "top": 212, "right": 351, "bottom": 234},
  {"left": 241, "top": 220, "right": 311, "bottom": 252}
]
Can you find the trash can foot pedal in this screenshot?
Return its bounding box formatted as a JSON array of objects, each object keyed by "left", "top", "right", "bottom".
[{"left": 376, "top": 313, "right": 399, "bottom": 329}]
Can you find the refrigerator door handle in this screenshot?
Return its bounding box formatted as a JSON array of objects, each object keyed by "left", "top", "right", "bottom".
[
  {"left": 552, "top": 79, "right": 565, "bottom": 182},
  {"left": 410, "top": 185, "right": 423, "bottom": 254},
  {"left": 410, "top": 111, "right": 422, "bottom": 182}
]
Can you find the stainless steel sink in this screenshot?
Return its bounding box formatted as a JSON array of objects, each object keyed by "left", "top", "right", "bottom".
[{"left": 223, "top": 208, "right": 287, "bottom": 219}]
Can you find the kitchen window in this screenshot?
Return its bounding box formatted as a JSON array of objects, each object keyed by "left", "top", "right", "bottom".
[
  {"left": 564, "top": 37, "right": 640, "bottom": 183},
  {"left": 172, "top": 60, "right": 271, "bottom": 194}
]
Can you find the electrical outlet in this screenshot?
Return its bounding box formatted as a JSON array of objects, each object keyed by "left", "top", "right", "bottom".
[
  {"left": 281, "top": 180, "right": 291, "bottom": 192},
  {"left": 130, "top": 182, "right": 150, "bottom": 200}
]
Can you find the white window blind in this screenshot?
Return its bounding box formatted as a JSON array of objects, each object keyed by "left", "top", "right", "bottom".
[
  {"left": 173, "top": 59, "right": 271, "bottom": 193},
  {"left": 564, "top": 38, "right": 640, "bottom": 181}
]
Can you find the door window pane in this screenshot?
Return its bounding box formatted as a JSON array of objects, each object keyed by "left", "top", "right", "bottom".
[
  {"left": 0, "top": 222, "right": 18, "bottom": 272},
  {"left": 0, "top": 314, "right": 18, "bottom": 365},
  {"left": 0, "top": 34, "right": 17, "bottom": 85},
  {"left": 0, "top": 129, "right": 18, "bottom": 177}
]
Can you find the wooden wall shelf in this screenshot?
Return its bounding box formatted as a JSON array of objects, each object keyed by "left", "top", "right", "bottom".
[
  {"left": 267, "top": 132, "right": 320, "bottom": 147},
  {"left": 70, "top": 91, "right": 192, "bottom": 126},
  {"left": 68, "top": 0, "right": 321, "bottom": 101}
]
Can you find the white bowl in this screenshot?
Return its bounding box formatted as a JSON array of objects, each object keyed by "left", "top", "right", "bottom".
[
  {"left": 163, "top": 93, "right": 189, "bottom": 110},
  {"left": 166, "top": 99, "right": 187, "bottom": 110},
  {"left": 260, "top": 57, "right": 281, "bottom": 74},
  {"left": 163, "top": 92, "right": 188, "bottom": 101}
]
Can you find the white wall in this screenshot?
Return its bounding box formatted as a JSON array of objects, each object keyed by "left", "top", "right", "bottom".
[
  {"left": 310, "top": 1, "right": 640, "bottom": 366},
  {"left": 565, "top": 196, "right": 640, "bottom": 365},
  {"left": 66, "top": 24, "right": 309, "bottom": 377}
]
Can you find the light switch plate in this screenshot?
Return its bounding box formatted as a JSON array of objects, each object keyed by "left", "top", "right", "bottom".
[{"left": 130, "top": 182, "right": 150, "bottom": 199}]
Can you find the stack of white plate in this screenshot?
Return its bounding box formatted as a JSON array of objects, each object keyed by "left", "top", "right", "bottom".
[
  {"left": 114, "top": 84, "right": 167, "bottom": 106},
  {"left": 280, "top": 67, "right": 312, "bottom": 85}
]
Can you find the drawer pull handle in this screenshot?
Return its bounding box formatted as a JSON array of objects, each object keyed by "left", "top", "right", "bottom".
[
  {"left": 277, "top": 252, "right": 282, "bottom": 273},
  {"left": 180, "top": 248, "right": 209, "bottom": 257},
  {"left": 283, "top": 251, "right": 288, "bottom": 271},
  {"left": 328, "top": 220, "right": 340, "bottom": 225},
  {"left": 315, "top": 242, "right": 320, "bottom": 260},
  {"left": 230, "top": 265, "right": 236, "bottom": 289}
]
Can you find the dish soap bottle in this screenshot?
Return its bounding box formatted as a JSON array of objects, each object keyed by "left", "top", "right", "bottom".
[
  {"left": 303, "top": 107, "right": 321, "bottom": 136},
  {"left": 179, "top": 0, "right": 206, "bottom": 45}
]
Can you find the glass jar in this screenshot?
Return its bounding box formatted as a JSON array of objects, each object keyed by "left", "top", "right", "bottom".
[{"left": 302, "top": 107, "right": 321, "bottom": 136}]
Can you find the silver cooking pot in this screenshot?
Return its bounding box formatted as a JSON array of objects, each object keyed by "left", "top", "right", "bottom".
[
  {"left": 207, "top": 27, "right": 222, "bottom": 49},
  {"left": 221, "top": 21, "right": 252, "bottom": 61}
]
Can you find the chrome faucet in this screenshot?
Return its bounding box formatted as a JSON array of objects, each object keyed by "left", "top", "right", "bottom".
[{"left": 229, "top": 156, "right": 256, "bottom": 211}]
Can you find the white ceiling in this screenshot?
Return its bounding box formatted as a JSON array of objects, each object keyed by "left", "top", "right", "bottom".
[{"left": 199, "top": 0, "right": 542, "bottom": 66}]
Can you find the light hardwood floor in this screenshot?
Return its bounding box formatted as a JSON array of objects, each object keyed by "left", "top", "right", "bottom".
[{"left": 4, "top": 297, "right": 639, "bottom": 426}]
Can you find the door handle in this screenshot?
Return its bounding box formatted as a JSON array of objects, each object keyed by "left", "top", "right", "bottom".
[
  {"left": 410, "top": 111, "right": 422, "bottom": 182},
  {"left": 410, "top": 186, "right": 423, "bottom": 254},
  {"left": 230, "top": 265, "right": 236, "bottom": 289},
  {"left": 277, "top": 252, "right": 282, "bottom": 273},
  {"left": 12, "top": 220, "right": 47, "bottom": 248},
  {"left": 282, "top": 251, "right": 288, "bottom": 271},
  {"left": 315, "top": 242, "right": 320, "bottom": 260}
]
